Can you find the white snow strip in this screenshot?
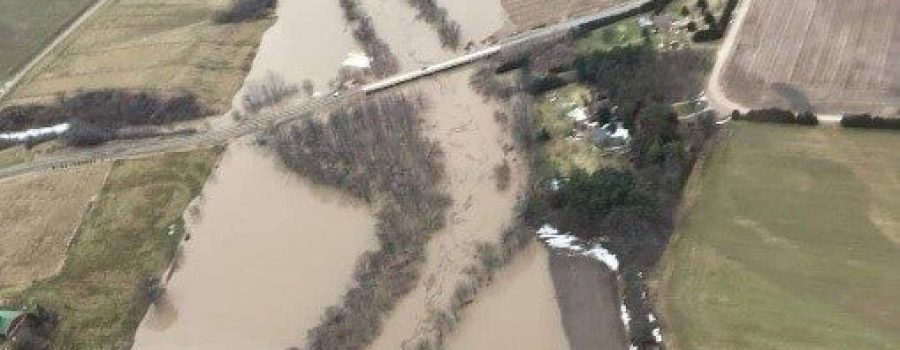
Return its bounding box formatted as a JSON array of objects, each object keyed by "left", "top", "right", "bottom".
[
  {"left": 342, "top": 52, "right": 372, "bottom": 68},
  {"left": 583, "top": 244, "right": 619, "bottom": 271},
  {"left": 536, "top": 224, "right": 619, "bottom": 271},
  {"left": 0, "top": 123, "right": 70, "bottom": 141},
  {"left": 620, "top": 303, "right": 631, "bottom": 330}
]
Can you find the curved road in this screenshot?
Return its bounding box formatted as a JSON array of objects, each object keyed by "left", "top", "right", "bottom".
[{"left": 705, "top": 0, "right": 842, "bottom": 123}]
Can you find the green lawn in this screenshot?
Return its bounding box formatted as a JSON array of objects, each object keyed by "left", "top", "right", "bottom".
[
  {"left": 8, "top": 148, "right": 219, "bottom": 348},
  {"left": 0, "top": 0, "right": 97, "bottom": 81},
  {"left": 661, "top": 123, "right": 900, "bottom": 349}
]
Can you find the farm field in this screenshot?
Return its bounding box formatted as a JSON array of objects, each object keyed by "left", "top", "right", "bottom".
[
  {"left": 721, "top": 0, "right": 900, "bottom": 115},
  {"left": 0, "top": 162, "right": 108, "bottom": 301},
  {"left": 6, "top": 149, "right": 220, "bottom": 348},
  {"left": 0, "top": 0, "right": 96, "bottom": 83},
  {"left": 2, "top": 0, "right": 271, "bottom": 113},
  {"left": 500, "top": 0, "right": 625, "bottom": 30},
  {"left": 659, "top": 123, "right": 900, "bottom": 349}
]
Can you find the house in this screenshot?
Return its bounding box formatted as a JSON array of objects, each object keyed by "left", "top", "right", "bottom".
[
  {"left": 0, "top": 310, "right": 26, "bottom": 339},
  {"left": 593, "top": 122, "right": 630, "bottom": 148}
]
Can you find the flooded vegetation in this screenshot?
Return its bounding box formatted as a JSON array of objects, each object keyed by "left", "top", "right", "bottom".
[
  {"left": 132, "top": 143, "right": 375, "bottom": 349},
  {"left": 445, "top": 243, "right": 571, "bottom": 350},
  {"left": 134, "top": 1, "right": 379, "bottom": 348}
]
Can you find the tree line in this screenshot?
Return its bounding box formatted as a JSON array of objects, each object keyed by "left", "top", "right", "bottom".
[
  {"left": 841, "top": 113, "right": 900, "bottom": 129},
  {"left": 0, "top": 90, "right": 208, "bottom": 146},
  {"left": 338, "top": 0, "right": 400, "bottom": 77},
  {"left": 406, "top": 0, "right": 461, "bottom": 48},
  {"left": 270, "top": 94, "right": 451, "bottom": 350},
  {"left": 732, "top": 108, "right": 818, "bottom": 125}
]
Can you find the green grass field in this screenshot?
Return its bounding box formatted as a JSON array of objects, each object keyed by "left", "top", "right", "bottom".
[
  {"left": 660, "top": 123, "right": 900, "bottom": 349},
  {"left": 0, "top": 0, "right": 96, "bottom": 82},
  {"left": 7, "top": 148, "right": 219, "bottom": 348}
]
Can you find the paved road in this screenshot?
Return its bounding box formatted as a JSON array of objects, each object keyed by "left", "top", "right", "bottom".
[
  {"left": 0, "top": 0, "right": 652, "bottom": 179},
  {"left": 0, "top": 0, "right": 113, "bottom": 102},
  {"left": 704, "top": 0, "right": 842, "bottom": 123}
]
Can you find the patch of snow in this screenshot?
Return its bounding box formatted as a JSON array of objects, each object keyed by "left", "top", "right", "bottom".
[
  {"left": 653, "top": 327, "right": 663, "bottom": 343},
  {"left": 583, "top": 244, "right": 619, "bottom": 271},
  {"left": 611, "top": 126, "right": 630, "bottom": 140},
  {"left": 0, "top": 123, "right": 70, "bottom": 141},
  {"left": 342, "top": 52, "right": 372, "bottom": 68},
  {"left": 648, "top": 313, "right": 656, "bottom": 323},
  {"left": 567, "top": 106, "right": 589, "bottom": 122},
  {"left": 535, "top": 224, "right": 619, "bottom": 271},
  {"left": 620, "top": 303, "right": 631, "bottom": 330}
]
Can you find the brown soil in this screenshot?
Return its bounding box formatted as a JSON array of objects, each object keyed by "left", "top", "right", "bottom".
[
  {"left": 500, "top": 0, "right": 625, "bottom": 30},
  {"left": 3, "top": 0, "right": 271, "bottom": 113},
  {"left": 549, "top": 251, "right": 627, "bottom": 350},
  {"left": 0, "top": 162, "right": 108, "bottom": 299},
  {"left": 721, "top": 0, "right": 900, "bottom": 115}
]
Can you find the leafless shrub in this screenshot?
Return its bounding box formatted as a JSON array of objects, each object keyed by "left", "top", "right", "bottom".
[
  {"left": 510, "top": 92, "right": 536, "bottom": 151},
  {"left": 271, "top": 94, "right": 450, "bottom": 350},
  {"left": 214, "top": 0, "right": 277, "bottom": 23},
  {"left": 493, "top": 160, "right": 511, "bottom": 191},
  {"left": 242, "top": 71, "right": 299, "bottom": 112},
  {"left": 406, "top": 0, "right": 461, "bottom": 48},
  {"left": 493, "top": 111, "right": 509, "bottom": 126},
  {"left": 10, "top": 306, "right": 58, "bottom": 350},
  {"left": 136, "top": 277, "right": 166, "bottom": 306},
  {"left": 302, "top": 79, "right": 316, "bottom": 97},
  {"left": 0, "top": 90, "right": 208, "bottom": 134},
  {"left": 469, "top": 64, "right": 516, "bottom": 101}
]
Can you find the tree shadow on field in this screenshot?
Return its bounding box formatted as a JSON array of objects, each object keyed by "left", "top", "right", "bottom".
[{"left": 771, "top": 82, "right": 812, "bottom": 112}]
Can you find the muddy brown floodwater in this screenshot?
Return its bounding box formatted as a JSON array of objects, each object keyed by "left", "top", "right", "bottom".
[
  {"left": 445, "top": 242, "right": 572, "bottom": 350},
  {"left": 133, "top": 1, "right": 375, "bottom": 348},
  {"left": 360, "top": 0, "right": 573, "bottom": 348},
  {"left": 230, "top": 0, "right": 358, "bottom": 111},
  {"left": 132, "top": 142, "right": 375, "bottom": 349},
  {"left": 359, "top": 0, "right": 509, "bottom": 71}
]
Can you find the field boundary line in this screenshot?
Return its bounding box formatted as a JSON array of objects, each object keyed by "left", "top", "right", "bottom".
[{"left": 0, "top": 0, "right": 114, "bottom": 103}]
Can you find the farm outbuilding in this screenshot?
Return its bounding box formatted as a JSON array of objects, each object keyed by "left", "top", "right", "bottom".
[{"left": 0, "top": 310, "right": 26, "bottom": 338}]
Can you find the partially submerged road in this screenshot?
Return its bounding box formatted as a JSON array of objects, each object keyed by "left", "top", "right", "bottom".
[{"left": 0, "top": 0, "right": 652, "bottom": 179}]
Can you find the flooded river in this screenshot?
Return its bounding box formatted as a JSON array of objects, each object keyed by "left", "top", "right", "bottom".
[
  {"left": 234, "top": 0, "right": 358, "bottom": 103},
  {"left": 131, "top": 143, "right": 375, "bottom": 349},
  {"left": 360, "top": 0, "right": 508, "bottom": 71},
  {"left": 446, "top": 243, "right": 572, "bottom": 350},
  {"left": 133, "top": 0, "right": 375, "bottom": 348}
]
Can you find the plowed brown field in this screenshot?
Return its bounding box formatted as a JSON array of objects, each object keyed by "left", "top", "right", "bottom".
[
  {"left": 501, "top": 0, "right": 625, "bottom": 30},
  {"left": 721, "top": 0, "right": 900, "bottom": 115}
]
